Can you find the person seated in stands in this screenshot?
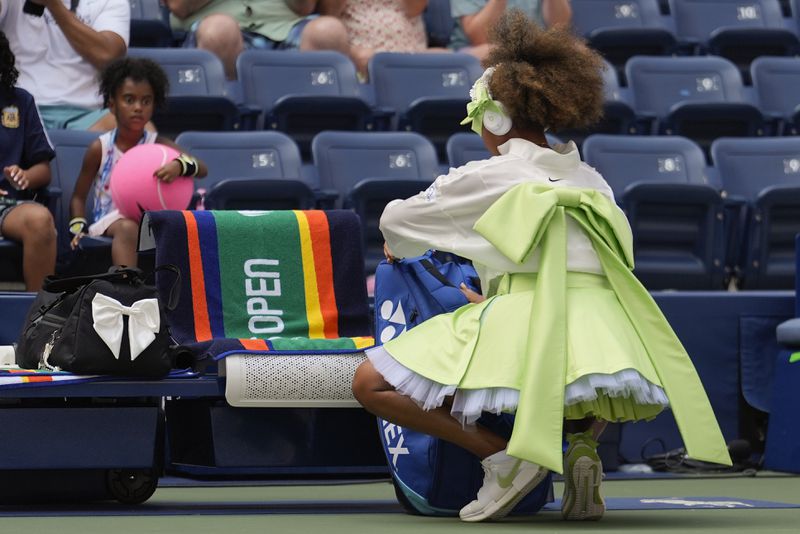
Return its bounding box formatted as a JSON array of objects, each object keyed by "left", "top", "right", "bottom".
[
  {"left": 450, "top": 0, "right": 572, "bottom": 61},
  {"left": 0, "top": 30, "right": 57, "bottom": 291},
  {"left": 70, "top": 58, "right": 207, "bottom": 268},
  {"left": 166, "top": 0, "right": 351, "bottom": 80},
  {"left": 338, "top": 0, "right": 449, "bottom": 79},
  {"left": 0, "top": 0, "right": 129, "bottom": 131}
]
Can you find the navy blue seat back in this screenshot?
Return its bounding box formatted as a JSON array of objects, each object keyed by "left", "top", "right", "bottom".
[
  {"left": 0, "top": 292, "right": 36, "bottom": 343},
  {"left": 312, "top": 131, "right": 439, "bottom": 199},
  {"left": 174, "top": 131, "right": 305, "bottom": 190},
  {"left": 312, "top": 131, "right": 439, "bottom": 272},
  {"left": 423, "top": 0, "right": 455, "bottom": 47},
  {"left": 669, "top": 0, "right": 799, "bottom": 81},
  {"left": 368, "top": 52, "right": 482, "bottom": 159},
  {"left": 129, "top": 0, "right": 172, "bottom": 47},
  {"left": 626, "top": 56, "right": 765, "bottom": 156},
  {"left": 712, "top": 137, "right": 800, "bottom": 288},
  {"left": 128, "top": 47, "right": 227, "bottom": 97},
  {"left": 446, "top": 133, "right": 491, "bottom": 168},
  {"left": 47, "top": 129, "right": 114, "bottom": 274},
  {"left": 583, "top": 134, "right": 726, "bottom": 289},
  {"left": 582, "top": 134, "right": 712, "bottom": 196},
  {"left": 572, "top": 0, "right": 677, "bottom": 80},
  {"left": 127, "top": 48, "right": 239, "bottom": 136},
  {"left": 236, "top": 50, "right": 373, "bottom": 157},
  {"left": 751, "top": 56, "right": 800, "bottom": 134}
]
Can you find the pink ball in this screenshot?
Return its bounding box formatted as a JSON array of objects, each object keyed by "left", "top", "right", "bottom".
[{"left": 109, "top": 144, "right": 194, "bottom": 220}]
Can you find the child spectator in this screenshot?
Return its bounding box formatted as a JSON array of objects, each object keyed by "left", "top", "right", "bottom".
[
  {"left": 352, "top": 10, "right": 731, "bottom": 523},
  {"left": 70, "top": 57, "right": 207, "bottom": 267},
  {"left": 0, "top": 30, "right": 57, "bottom": 291}
]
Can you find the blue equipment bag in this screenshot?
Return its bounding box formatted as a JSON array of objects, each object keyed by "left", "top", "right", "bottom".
[{"left": 373, "top": 251, "right": 553, "bottom": 516}]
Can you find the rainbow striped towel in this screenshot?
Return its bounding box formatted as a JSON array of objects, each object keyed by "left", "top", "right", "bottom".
[{"left": 142, "top": 210, "right": 374, "bottom": 360}]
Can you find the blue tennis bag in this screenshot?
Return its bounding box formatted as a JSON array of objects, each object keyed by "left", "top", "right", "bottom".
[{"left": 374, "top": 251, "right": 553, "bottom": 516}]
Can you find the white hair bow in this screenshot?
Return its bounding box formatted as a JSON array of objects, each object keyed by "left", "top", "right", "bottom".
[{"left": 92, "top": 293, "right": 161, "bottom": 360}]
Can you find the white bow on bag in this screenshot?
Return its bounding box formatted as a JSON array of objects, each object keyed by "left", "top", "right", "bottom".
[{"left": 92, "top": 293, "right": 161, "bottom": 360}]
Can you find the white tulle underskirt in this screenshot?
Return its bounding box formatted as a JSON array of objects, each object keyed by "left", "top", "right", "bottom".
[{"left": 367, "top": 345, "right": 670, "bottom": 426}]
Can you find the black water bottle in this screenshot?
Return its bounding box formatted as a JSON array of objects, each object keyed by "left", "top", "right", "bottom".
[{"left": 22, "top": 1, "right": 45, "bottom": 16}]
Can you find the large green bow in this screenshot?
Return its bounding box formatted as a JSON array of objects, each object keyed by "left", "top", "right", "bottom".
[
  {"left": 473, "top": 183, "right": 731, "bottom": 472},
  {"left": 460, "top": 81, "right": 504, "bottom": 135}
]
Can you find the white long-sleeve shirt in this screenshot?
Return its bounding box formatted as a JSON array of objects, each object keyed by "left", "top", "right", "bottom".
[{"left": 380, "top": 138, "right": 622, "bottom": 289}]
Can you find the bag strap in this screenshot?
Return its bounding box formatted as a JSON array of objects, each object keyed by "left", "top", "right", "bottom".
[
  {"left": 418, "top": 258, "right": 456, "bottom": 288},
  {"left": 145, "top": 264, "right": 182, "bottom": 311},
  {"left": 42, "top": 266, "right": 145, "bottom": 294}
]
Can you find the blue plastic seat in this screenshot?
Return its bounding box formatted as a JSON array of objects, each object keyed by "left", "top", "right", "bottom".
[
  {"left": 129, "top": 0, "right": 173, "bottom": 48},
  {"left": 571, "top": 0, "right": 677, "bottom": 81},
  {"left": 368, "top": 52, "right": 482, "bottom": 159},
  {"left": 626, "top": 56, "right": 766, "bottom": 157},
  {"left": 583, "top": 134, "right": 726, "bottom": 289},
  {"left": 203, "top": 178, "right": 316, "bottom": 210},
  {"left": 127, "top": 48, "right": 241, "bottom": 137},
  {"left": 312, "top": 131, "right": 439, "bottom": 271},
  {"left": 751, "top": 56, "right": 800, "bottom": 135},
  {"left": 236, "top": 50, "right": 375, "bottom": 158},
  {"left": 711, "top": 137, "right": 800, "bottom": 289},
  {"left": 669, "top": 0, "right": 799, "bottom": 81},
  {"left": 46, "top": 129, "right": 113, "bottom": 275},
  {"left": 174, "top": 131, "right": 306, "bottom": 207},
  {"left": 423, "top": 0, "right": 455, "bottom": 47}
]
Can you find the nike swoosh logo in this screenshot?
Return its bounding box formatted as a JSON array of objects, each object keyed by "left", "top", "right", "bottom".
[
  {"left": 496, "top": 459, "right": 522, "bottom": 489},
  {"left": 548, "top": 177, "right": 562, "bottom": 182}
]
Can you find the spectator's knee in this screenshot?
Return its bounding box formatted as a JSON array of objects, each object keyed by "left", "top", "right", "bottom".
[
  {"left": 22, "top": 207, "right": 56, "bottom": 245},
  {"left": 195, "top": 14, "right": 244, "bottom": 78},
  {"left": 115, "top": 218, "right": 140, "bottom": 241},
  {"left": 300, "top": 16, "right": 349, "bottom": 55}
]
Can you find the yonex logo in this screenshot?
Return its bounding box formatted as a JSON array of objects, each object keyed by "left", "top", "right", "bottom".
[{"left": 379, "top": 300, "right": 407, "bottom": 343}]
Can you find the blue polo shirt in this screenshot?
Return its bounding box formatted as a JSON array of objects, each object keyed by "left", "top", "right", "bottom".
[{"left": 0, "top": 87, "right": 55, "bottom": 200}]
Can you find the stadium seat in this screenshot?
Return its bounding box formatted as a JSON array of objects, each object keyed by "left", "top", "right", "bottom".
[
  {"left": 203, "top": 178, "right": 316, "bottom": 210},
  {"left": 626, "top": 56, "right": 767, "bottom": 158},
  {"left": 236, "top": 50, "right": 376, "bottom": 158},
  {"left": 423, "top": 0, "right": 455, "bottom": 47},
  {"left": 173, "top": 131, "right": 307, "bottom": 206},
  {"left": 46, "top": 129, "right": 113, "bottom": 275},
  {"left": 583, "top": 134, "right": 727, "bottom": 289},
  {"left": 711, "top": 137, "right": 800, "bottom": 289},
  {"left": 368, "top": 52, "right": 482, "bottom": 160},
  {"left": 127, "top": 48, "right": 241, "bottom": 137},
  {"left": 312, "top": 131, "right": 439, "bottom": 271},
  {"left": 751, "top": 56, "right": 800, "bottom": 135},
  {"left": 129, "top": 0, "right": 173, "bottom": 47},
  {"left": 571, "top": 0, "right": 677, "bottom": 81},
  {"left": 669, "top": 0, "right": 799, "bottom": 82}
]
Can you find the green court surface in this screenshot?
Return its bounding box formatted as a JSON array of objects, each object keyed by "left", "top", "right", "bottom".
[{"left": 1, "top": 474, "right": 799, "bottom": 534}]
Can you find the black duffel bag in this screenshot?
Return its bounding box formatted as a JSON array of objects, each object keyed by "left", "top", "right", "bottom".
[{"left": 16, "top": 265, "right": 181, "bottom": 377}]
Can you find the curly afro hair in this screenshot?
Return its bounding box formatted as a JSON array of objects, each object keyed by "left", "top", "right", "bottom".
[
  {"left": 484, "top": 10, "right": 605, "bottom": 132},
  {"left": 99, "top": 57, "right": 169, "bottom": 109},
  {"left": 0, "top": 31, "right": 19, "bottom": 96}
]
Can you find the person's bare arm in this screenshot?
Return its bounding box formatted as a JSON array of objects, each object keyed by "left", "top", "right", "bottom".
[
  {"left": 154, "top": 137, "right": 209, "bottom": 181},
  {"left": 165, "top": 0, "right": 213, "bottom": 20},
  {"left": 70, "top": 140, "right": 102, "bottom": 220},
  {"left": 2, "top": 160, "right": 51, "bottom": 191},
  {"left": 461, "top": 0, "right": 506, "bottom": 46},
  {"left": 286, "top": 0, "right": 317, "bottom": 16},
  {"left": 542, "top": 0, "right": 571, "bottom": 28},
  {"left": 401, "top": 0, "right": 428, "bottom": 18},
  {"left": 33, "top": 0, "right": 126, "bottom": 70}
]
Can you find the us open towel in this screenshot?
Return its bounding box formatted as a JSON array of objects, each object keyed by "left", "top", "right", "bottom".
[{"left": 140, "top": 210, "right": 374, "bottom": 360}]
